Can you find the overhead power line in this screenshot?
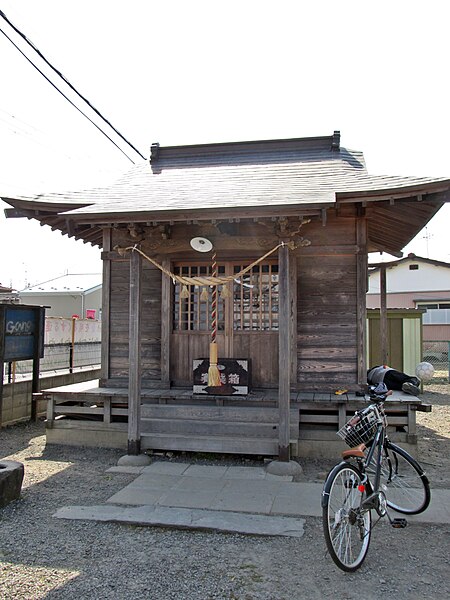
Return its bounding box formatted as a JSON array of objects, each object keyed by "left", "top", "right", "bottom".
[{"left": 0, "top": 9, "right": 146, "bottom": 163}]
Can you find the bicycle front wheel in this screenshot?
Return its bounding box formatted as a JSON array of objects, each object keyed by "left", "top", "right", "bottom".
[
  {"left": 322, "top": 463, "right": 371, "bottom": 572},
  {"left": 381, "top": 442, "right": 430, "bottom": 515}
]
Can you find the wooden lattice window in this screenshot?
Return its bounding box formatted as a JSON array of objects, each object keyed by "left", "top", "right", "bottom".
[
  {"left": 173, "top": 264, "right": 225, "bottom": 331},
  {"left": 233, "top": 262, "right": 279, "bottom": 331},
  {"left": 173, "top": 261, "right": 279, "bottom": 332}
]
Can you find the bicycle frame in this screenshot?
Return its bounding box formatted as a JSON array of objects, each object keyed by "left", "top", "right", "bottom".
[
  {"left": 363, "top": 418, "right": 385, "bottom": 491},
  {"left": 359, "top": 421, "right": 387, "bottom": 515}
]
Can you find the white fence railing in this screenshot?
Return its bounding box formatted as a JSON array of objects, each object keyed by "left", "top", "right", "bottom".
[{"left": 3, "top": 317, "right": 101, "bottom": 382}]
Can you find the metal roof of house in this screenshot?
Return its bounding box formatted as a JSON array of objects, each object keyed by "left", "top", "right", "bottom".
[
  {"left": 2, "top": 133, "right": 450, "bottom": 255},
  {"left": 20, "top": 273, "right": 102, "bottom": 294},
  {"left": 369, "top": 253, "right": 450, "bottom": 271}
]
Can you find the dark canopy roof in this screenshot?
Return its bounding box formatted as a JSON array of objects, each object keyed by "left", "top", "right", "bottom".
[{"left": 3, "top": 132, "right": 450, "bottom": 254}]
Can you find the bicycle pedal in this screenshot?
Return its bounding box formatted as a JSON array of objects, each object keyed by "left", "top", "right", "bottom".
[{"left": 391, "top": 518, "right": 407, "bottom": 528}]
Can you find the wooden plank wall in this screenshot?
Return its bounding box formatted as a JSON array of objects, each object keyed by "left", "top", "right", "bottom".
[
  {"left": 108, "top": 259, "right": 162, "bottom": 385},
  {"left": 105, "top": 213, "right": 363, "bottom": 392},
  {"left": 296, "top": 212, "right": 359, "bottom": 390},
  {"left": 109, "top": 258, "right": 129, "bottom": 381}
]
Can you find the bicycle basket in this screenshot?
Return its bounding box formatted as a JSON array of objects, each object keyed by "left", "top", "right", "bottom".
[{"left": 337, "top": 406, "right": 384, "bottom": 447}]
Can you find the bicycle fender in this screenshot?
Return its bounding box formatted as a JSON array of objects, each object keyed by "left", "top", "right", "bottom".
[{"left": 321, "top": 461, "right": 348, "bottom": 508}]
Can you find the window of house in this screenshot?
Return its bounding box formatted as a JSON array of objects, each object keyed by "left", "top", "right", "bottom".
[
  {"left": 416, "top": 301, "right": 450, "bottom": 324},
  {"left": 173, "top": 261, "right": 279, "bottom": 332},
  {"left": 409, "top": 264, "right": 419, "bottom": 270}
]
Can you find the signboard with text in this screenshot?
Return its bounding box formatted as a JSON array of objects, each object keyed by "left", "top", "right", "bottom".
[
  {"left": 193, "top": 358, "right": 251, "bottom": 395},
  {"left": 1, "top": 305, "right": 45, "bottom": 362}
]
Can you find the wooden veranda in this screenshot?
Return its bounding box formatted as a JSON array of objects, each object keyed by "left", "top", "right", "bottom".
[{"left": 41, "top": 379, "right": 427, "bottom": 458}]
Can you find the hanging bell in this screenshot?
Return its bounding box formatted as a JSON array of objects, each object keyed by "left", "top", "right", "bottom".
[
  {"left": 180, "top": 285, "right": 190, "bottom": 299},
  {"left": 200, "top": 287, "right": 209, "bottom": 301}
]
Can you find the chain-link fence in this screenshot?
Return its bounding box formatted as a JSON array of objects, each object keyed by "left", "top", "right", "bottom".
[{"left": 422, "top": 340, "right": 449, "bottom": 382}]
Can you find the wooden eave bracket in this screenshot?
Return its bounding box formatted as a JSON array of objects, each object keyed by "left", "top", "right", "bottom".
[{"left": 368, "top": 241, "right": 403, "bottom": 258}]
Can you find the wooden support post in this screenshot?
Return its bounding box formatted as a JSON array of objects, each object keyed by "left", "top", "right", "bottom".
[
  {"left": 128, "top": 249, "right": 142, "bottom": 455},
  {"left": 100, "top": 228, "right": 112, "bottom": 384},
  {"left": 31, "top": 358, "right": 40, "bottom": 421},
  {"left": 289, "top": 254, "right": 298, "bottom": 384},
  {"left": 407, "top": 403, "right": 417, "bottom": 444},
  {"left": 69, "top": 317, "right": 76, "bottom": 374},
  {"left": 104, "top": 397, "right": 111, "bottom": 425},
  {"left": 0, "top": 309, "right": 4, "bottom": 427},
  {"left": 356, "top": 217, "right": 368, "bottom": 385},
  {"left": 278, "top": 243, "right": 291, "bottom": 461},
  {"left": 160, "top": 258, "right": 171, "bottom": 388},
  {"left": 31, "top": 308, "right": 43, "bottom": 421},
  {"left": 380, "top": 265, "right": 388, "bottom": 365},
  {"left": 338, "top": 403, "right": 347, "bottom": 430},
  {"left": 0, "top": 360, "right": 3, "bottom": 428},
  {"left": 46, "top": 394, "right": 55, "bottom": 428}
]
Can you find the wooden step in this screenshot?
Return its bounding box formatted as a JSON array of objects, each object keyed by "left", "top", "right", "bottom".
[
  {"left": 140, "top": 404, "right": 299, "bottom": 423},
  {"left": 141, "top": 417, "right": 298, "bottom": 438},
  {"left": 139, "top": 404, "right": 299, "bottom": 455},
  {"left": 140, "top": 433, "right": 291, "bottom": 455}
]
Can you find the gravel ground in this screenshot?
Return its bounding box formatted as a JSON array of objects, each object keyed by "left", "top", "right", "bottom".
[{"left": 0, "top": 382, "right": 449, "bottom": 599}]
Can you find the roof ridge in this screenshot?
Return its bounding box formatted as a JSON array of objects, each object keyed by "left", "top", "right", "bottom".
[{"left": 150, "top": 132, "right": 341, "bottom": 164}]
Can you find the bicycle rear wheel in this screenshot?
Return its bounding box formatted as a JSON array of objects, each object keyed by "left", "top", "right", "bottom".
[
  {"left": 381, "top": 442, "right": 430, "bottom": 514},
  {"left": 322, "top": 463, "right": 371, "bottom": 572}
]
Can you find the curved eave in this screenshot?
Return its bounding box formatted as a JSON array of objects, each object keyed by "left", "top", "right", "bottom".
[
  {"left": 336, "top": 179, "right": 450, "bottom": 202},
  {"left": 2, "top": 197, "right": 103, "bottom": 247},
  {"left": 366, "top": 197, "right": 446, "bottom": 256}
]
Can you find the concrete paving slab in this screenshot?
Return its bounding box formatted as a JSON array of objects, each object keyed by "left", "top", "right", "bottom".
[
  {"left": 142, "top": 462, "right": 190, "bottom": 476},
  {"left": 183, "top": 464, "right": 229, "bottom": 478},
  {"left": 53, "top": 504, "right": 306, "bottom": 537},
  {"left": 127, "top": 473, "right": 180, "bottom": 489},
  {"left": 172, "top": 476, "right": 227, "bottom": 493},
  {"left": 52, "top": 461, "right": 450, "bottom": 539},
  {"left": 158, "top": 489, "right": 219, "bottom": 510},
  {"left": 106, "top": 487, "right": 166, "bottom": 506},
  {"left": 221, "top": 478, "right": 286, "bottom": 494},
  {"left": 211, "top": 491, "right": 276, "bottom": 514},
  {"left": 223, "top": 466, "right": 267, "bottom": 480},
  {"left": 271, "top": 483, "right": 323, "bottom": 517},
  {"left": 264, "top": 473, "right": 294, "bottom": 482}
]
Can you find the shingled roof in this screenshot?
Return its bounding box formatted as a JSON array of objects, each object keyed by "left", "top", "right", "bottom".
[{"left": 3, "top": 133, "right": 450, "bottom": 254}]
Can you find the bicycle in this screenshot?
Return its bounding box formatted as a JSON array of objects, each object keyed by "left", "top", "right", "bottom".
[{"left": 321, "top": 383, "right": 431, "bottom": 572}]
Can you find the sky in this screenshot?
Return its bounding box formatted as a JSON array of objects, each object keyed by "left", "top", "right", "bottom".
[{"left": 1, "top": 0, "right": 449, "bottom": 290}]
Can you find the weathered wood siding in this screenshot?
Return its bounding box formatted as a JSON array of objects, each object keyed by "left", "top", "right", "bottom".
[
  {"left": 170, "top": 332, "right": 219, "bottom": 387},
  {"left": 233, "top": 332, "right": 278, "bottom": 388},
  {"left": 104, "top": 213, "right": 364, "bottom": 391},
  {"left": 108, "top": 259, "right": 162, "bottom": 385},
  {"left": 108, "top": 259, "right": 128, "bottom": 380},
  {"left": 295, "top": 211, "right": 359, "bottom": 390}
]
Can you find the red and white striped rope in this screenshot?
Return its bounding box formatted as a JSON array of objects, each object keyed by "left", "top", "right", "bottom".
[{"left": 211, "top": 251, "right": 217, "bottom": 344}]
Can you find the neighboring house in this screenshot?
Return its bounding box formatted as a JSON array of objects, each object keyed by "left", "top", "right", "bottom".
[
  {"left": 2, "top": 132, "right": 449, "bottom": 458},
  {"left": 19, "top": 273, "right": 102, "bottom": 319},
  {"left": 367, "top": 254, "right": 450, "bottom": 342},
  {"left": 0, "top": 284, "right": 20, "bottom": 304}
]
